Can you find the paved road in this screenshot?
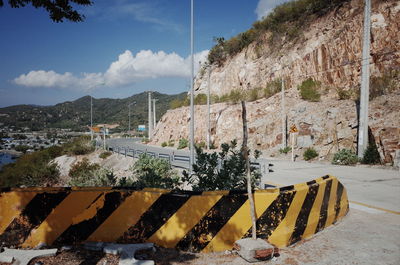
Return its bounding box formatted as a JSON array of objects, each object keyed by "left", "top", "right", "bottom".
[{"left": 261, "top": 158, "right": 400, "bottom": 213}]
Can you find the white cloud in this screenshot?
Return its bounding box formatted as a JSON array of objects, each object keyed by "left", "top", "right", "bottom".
[
  {"left": 255, "top": 0, "right": 291, "bottom": 20},
  {"left": 13, "top": 49, "right": 209, "bottom": 90}
]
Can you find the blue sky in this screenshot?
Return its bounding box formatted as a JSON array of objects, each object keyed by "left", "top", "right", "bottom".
[{"left": 0, "top": 0, "right": 286, "bottom": 107}]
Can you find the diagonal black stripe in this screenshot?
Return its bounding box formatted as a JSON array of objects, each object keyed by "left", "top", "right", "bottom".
[
  {"left": 54, "top": 191, "right": 128, "bottom": 245},
  {"left": 315, "top": 179, "right": 333, "bottom": 233},
  {"left": 118, "top": 193, "right": 191, "bottom": 243},
  {"left": 0, "top": 192, "right": 69, "bottom": 247},
  {"left": 289, "top": 184, "right": 319, "bottom": 245},
  {"left": 244, "top": 191, "right": 296, "bottom": 239},
  {"left": 176, "top": 194, "right": 247, "bottom": 252},
  {"left": 334, "top": 181, "right": 344, "bottom": 223}
]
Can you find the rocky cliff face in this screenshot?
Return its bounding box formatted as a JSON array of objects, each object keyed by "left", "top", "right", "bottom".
[
  {"left": 153, "top": 0, "right": 400, "bottom": 164},
  {"left": 195, "top": 0, "right": 399, "bottom": 96}
]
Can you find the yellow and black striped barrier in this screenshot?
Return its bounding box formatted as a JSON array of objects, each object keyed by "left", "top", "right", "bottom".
[{"left": 0, "top": 175, "right": 348, "bottom": 252}]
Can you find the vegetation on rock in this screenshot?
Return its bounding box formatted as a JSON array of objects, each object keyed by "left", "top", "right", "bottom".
[
  {"left": 298, "top": 78, "right": 321, "bottom": 102},
  {"left": 208, "top": 0, "right": 350, "bottom": 65},
  {"left": 303, "top": 147, "right": 318, "bottom": 161}
]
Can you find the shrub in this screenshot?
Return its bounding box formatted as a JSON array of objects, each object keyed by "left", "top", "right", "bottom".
[
  {"left": 68, "top": 158, "right": 101, "bottom": 186},
  {"left": 69, "top": 159, "right": 117, "bottom": 187},
  {"left": 303, "top": 147, "right": 318, "bottom": 161},
  {"left": 161, "top": 142, "right": 168, "bottom": 147},
  {"left": 168, "top": 140, "right": 175, "bottom": 147},
  {"left": 130, "top": 154, "right": 180, "bottom": 189},
  {"left": 64, "top": 136, "right": 94, "bottom": 155},
  {"left": 183, "top": 140, "right": 261, "bottom": 191},
  {"left": 194, "top": 93, "right": 207, "bottom": 105},
  {"left": 362, "top": 144, "right": 381, "bottom": 165},
  {"left": 99, "top": 151, "right": 112, "bottom": 159},
  {"left": 279, "top": 146, "right": 292, "bottom": 154},
  {"left": 298, "top": 78, "right": 321, "bottom": 102},
  {"left": 177, "top": 138, "right": 189, "bottom": 149},
  {"left": 332, "top": 149, "right": 358, "bottom": 165},
  {"left": 264, "top": 79, "right": 281, "bottom": 98},
  {"left": 196, "top": 141, "right": 206, "bottom": 149},
  {"left": 15, "top": 145, "right": 30, "bottom": 153},
  {"left": 369, "top": 71, "right": 399, "bottom": 100},
  {"left": 0, "top": 148, "right": 61, "bottom": 187},
  {"left": 336, "top": 88, "right": 351, "bottom": 100}
]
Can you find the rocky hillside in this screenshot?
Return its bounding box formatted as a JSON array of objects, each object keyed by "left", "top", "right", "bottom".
[{"left": 152, "top": 0, "right": 400, "bottom": 164}]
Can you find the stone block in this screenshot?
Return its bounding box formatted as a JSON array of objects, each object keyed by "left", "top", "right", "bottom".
[{"left": 234, "top": 238, "right": 278, "bottom": 263}]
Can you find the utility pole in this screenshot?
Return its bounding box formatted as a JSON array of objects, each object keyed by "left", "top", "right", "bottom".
[
  {"left": 358, "top": 0, "right": 371, "bottom": 158},
  {"left": 207, "top": 65, "right": 211, "bottom": 150},
  {"left": 281, "top": 78, "right": 287, "bottom": 149},
  {"left": 148, "top": 92, "right": 153, "bottom": 140},
  {"left": 189, "top": 0, "right": 195, "bottom": 171},
  {"left": 152, "top": 98, "right": 158, "bottom": 130}
]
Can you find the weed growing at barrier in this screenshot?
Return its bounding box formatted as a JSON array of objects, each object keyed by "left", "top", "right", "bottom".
[
  {"left": 332, "top": 149, "right": 358, "bottom": 165},
  {"left": 183, "top": 140, "right": 261, "bottom": 191},
  {"left": 68, "top": 158, "right": 118, "bottom": 186}
]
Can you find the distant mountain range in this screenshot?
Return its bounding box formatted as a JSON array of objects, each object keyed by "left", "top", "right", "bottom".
[{"left": 0, "top": 92, "right": 187, "bottom": 131}]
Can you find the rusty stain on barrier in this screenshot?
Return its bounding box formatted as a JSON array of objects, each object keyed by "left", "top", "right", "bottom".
[{"left": 0, "top": 175, "right": 348, "bottom": 252}]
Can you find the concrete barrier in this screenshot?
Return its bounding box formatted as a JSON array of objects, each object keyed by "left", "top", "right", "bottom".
[{"left": 0, "top": 175, "right": 348, "bottom": 252}]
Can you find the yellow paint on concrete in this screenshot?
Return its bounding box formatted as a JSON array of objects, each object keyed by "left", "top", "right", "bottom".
[
  {"left": 202, "top": 192, "right": 279, "bottom": 252},
  {"left": 324, "top": 179, "right": 338, "bottom": 228},
  {"left": 0, "top": 191, "right": 36, "bottom": 234},
  {"left": 202, "top": 190, "right": 229, "bottom": 195},
  {"left": 148, "top": 194, "right": 222, "bottom": 248},
  {"left": 302, "top": 180, "right": 327, "bottom": 239},
  {"left": 339, "top": 191, "right": 349, "bottom": 217},
  {"left": 349, "top": 200, "right": 399, "bottom": 215},
  {"left": 22, "top": 191, "right": 104, "bottom": 247},
  {"left": 268, "top": 183, "right": 309, "bottom": 247},
  {"left": 71, "top": 193, "right": 105, "bottom": 224},
  {"left": 87, "top": 191, "right": 163, "bottom": 242}
]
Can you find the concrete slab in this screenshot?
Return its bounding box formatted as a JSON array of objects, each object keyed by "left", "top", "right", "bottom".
[
  {"left": 0, "top": 248, "right": 57, "bottom": 265},
  {"left": 234, "top": 238, "right": 277, "bottom": 263}
]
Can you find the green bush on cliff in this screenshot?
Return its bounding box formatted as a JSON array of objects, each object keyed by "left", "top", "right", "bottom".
[{"left": 298, "top": 78, "right": 321, "bottom": 102}]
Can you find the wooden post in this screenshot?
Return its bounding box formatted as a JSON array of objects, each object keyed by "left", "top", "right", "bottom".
[{"left": 241, "top": 101, "right": 257, "bottom": 240}]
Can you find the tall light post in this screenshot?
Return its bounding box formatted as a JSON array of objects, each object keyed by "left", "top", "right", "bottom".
[
  {"left": 90, "top": 95, "right": 93, "bottom": 141},
  {"left": 281, "top": 78, "right": 287, "bottom": 149},
  {"left": 128, "top": 101, "right": 136, "bottom": 134},
  {"left": 152, "top": 98, "right": 158, "bottom": 130},
  {"left": 189, "top": 0, "right": 195, "bottom": 171},
  {"left": 148, "top": 91, "right": 153, "bottom": 140}
]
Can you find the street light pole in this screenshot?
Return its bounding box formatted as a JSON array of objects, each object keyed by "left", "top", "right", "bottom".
[
  {"left": 90, "top": 95, "right": 93, "bottom": 141},
  {"left": 189, "top": 0, "right": 195, "bottom": 171},
  {"left": 148, "top": 92, "right": 153, "bottom": 140},
  {"left": 152, "top": 98, "right": 158, "bottom": 130}
]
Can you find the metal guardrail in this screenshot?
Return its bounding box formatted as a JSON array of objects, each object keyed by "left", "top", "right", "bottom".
[{"left": 106, "top": 138, "right": 273, "bottom": 176}]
